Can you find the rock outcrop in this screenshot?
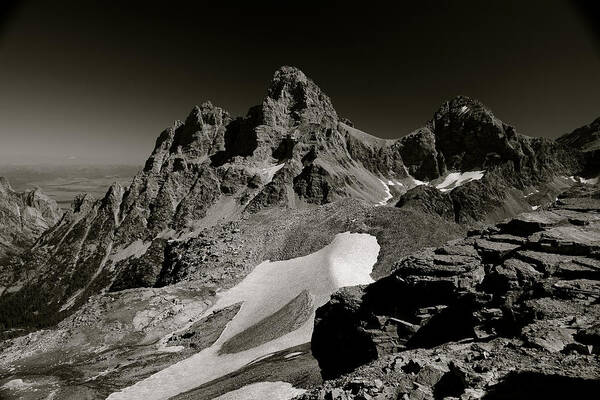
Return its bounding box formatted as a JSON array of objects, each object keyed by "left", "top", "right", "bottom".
[
  {"left": 308, "top": 182, "right": 600, "bottom": 398},
  {"left": 0, "top": 177, "right": 61, "bottom": 260}
]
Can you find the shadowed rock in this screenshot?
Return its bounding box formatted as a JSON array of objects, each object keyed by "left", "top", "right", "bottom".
[{"left": 311, "top": 183, "right": 600, "bottom": 379}]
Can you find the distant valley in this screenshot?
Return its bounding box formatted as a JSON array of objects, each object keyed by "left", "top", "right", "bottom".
[{"left": 0, "top": 164, "right": 140, "bottom": 208}]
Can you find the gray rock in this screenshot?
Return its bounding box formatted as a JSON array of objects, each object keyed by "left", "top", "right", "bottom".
[{"left": 0, "top": 177, "right": 62, "bottom": 258}]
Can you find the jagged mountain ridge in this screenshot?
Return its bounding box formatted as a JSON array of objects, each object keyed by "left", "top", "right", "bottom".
[
  {"left": 0, "top": 177, "right": 61, "bottom": 262},
  {"left": 0, "top": 66, "right": 599, "bottom": 399},
  {"left": 0, "top": 66, "right": 436, "bottom": 332},
  {"left": 0, "top": 66, "right": 592, "bottom": 333}
]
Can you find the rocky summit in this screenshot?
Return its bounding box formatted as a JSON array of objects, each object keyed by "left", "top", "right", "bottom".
[{"left": 0, "top": 67, "right": 599, "bottom": 400}]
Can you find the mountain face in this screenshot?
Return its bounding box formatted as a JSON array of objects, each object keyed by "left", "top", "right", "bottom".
[
  {"left": 558, "top": 116, "right": 600, "bottom": 152},
  {"left": 0, "top": 67, "right": 598, "bottom": 399},
  {"left": 558, "top": 116, "right": 600, "bottom": 177},
  {"left": 0, "top": 66, "right": 459, "bottom": 330},
  {"left": 396, "top": 96, "right": 584, "bottom": 224},
  {"left": 0, "top": 177, "right": 61, "bottom": 261}
]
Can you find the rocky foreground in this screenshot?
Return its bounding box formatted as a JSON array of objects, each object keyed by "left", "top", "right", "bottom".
[{"left": 300, "top": 183, "right": 600, "bottom": 400}]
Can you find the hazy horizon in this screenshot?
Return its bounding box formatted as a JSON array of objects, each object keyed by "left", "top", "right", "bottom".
[{"left": 1, "top": 0, "right": 599, "bottom": 165}]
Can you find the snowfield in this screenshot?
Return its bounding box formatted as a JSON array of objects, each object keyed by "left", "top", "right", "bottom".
[
  {"left": 562, "top": 176, "right": 599, "bottom": 185},
  {"left": 108, "top": 232, "right": 380, "bottom": 400},
  {"left": 259, "top": 163, "right": 285, "bottom": 184},
  {"left": 375, "top": 170, "right": 485, "bottom": 206},
  {"left": 213, "top": 381, "right": 306, "bottom": 400},
  {"left": 377, "top": 179, "right": 394, "bottom": 205},
  {"left": 435, "top": 171, "right": 485, "bottom": 192},
  {"left": 2, "top": 379, "right": 33, "bottom": 391}
]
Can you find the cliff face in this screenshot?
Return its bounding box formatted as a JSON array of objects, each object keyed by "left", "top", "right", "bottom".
[{"left": 0, "top": 177, "right": 61, "bottom": 260}]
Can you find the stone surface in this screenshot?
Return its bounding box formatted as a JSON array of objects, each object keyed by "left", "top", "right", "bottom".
[{"left": 310, "top": 183, "right": 600, "bottom": 394}]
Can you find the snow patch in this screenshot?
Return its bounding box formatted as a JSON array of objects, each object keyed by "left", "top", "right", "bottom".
[
  {"left": 86, "top": 367, "right": 115, "bottom": 382},
  {"left": 108, "top": 232, "right": 379, "bottom": 400},
  {"left": 531, "top": 205, "right": 540, "bottom": 211},
  {"left": 259, "top": 163, "right": 285, "bottom": 184},
  {"left": 407, "top": 172, "right": 429, "bottom": 189},
  {"left": 386, "top": 180, "right": 404, "bottom": 187},
  {"left": 409, "top": 176, "right": 428, "bottom": 187},
  {"left": 213, "top": 381, "right": 305, "bottom": 400},
  {"left": 158, "top": 345, "right": 184, "bottom": 353},
  {"left": 580, "top": 177, "right": 599, "bottom": 185},
  {"left": 284, "top": 351, "right": 303, "bottom": 359},
  {"left": 375, "top": 178, "right": 411, "bottom": 206},
  {"left": 377, "top": 179, "right": 393, "bottom": 205},
  {"left": 2, "top": 379, "right": 33, "bottom": 390},
  {"left": 562, "top": 175, "right": 599, "bottom": 185},
  {"left": 111, "top": 240, "right": 152, "bottom": 264},
  {"left": 59, "top": 288, "right": 84, "bottom": 312},
  {"left": 435, "top": 171, "right": 485, "bottom": 192},
  {"left": 246, "top": 352, "right": 276, "bottom": 366}
]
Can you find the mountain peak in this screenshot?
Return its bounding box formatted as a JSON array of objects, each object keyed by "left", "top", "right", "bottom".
[
  {"left": 433, "top": 95, "right": 497, "bottom": 126},
  {"left": 71, "top": 192, "right": 95, "bottom": 213},
  {"left": 262, "top": 66, "right": 338, "bottom": 128},
  {"left": 267, "top": 66, "right": 309, "bottom": 94},
  {"left": 429, "top": 95, "right": 523, "bottom": 171},
  {"left": 187, "top": 101, "right": 228, "bottom": 125}
]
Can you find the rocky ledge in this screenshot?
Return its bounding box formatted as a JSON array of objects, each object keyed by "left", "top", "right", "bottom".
[{"left": 304, "top": 182, "right": 600, "bottom": 399}]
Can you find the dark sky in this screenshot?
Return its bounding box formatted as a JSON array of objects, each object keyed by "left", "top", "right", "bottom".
[{"left": 0, "top": 0, "right": 599, "bottom": 165}]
